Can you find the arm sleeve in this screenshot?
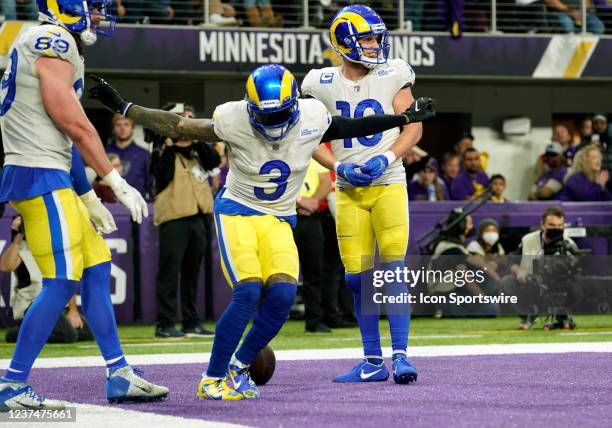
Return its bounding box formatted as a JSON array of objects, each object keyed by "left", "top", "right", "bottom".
[
  {"left": 70, "top": 145, "right": 93, "bottom": 196},
  {"left": 322, "top": 114, "right": 406, "bottom": 142},
  {"left": 195, "top": 142, "right": 222, "bottom": 171}
]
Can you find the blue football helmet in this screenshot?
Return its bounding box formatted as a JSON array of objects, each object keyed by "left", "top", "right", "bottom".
[
  {"left": 329, "top": 5, "right": 390, "bottom": 69},
  {"left": 37, "top": 0, "right": 116, "bottom": 45},
  {"left": 246, "top": 65, "right": 300, "bottom": 142}
]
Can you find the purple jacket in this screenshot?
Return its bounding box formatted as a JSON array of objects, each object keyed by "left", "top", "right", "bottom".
[
  {"left": 106, "top": 141, "right": 151, "bottom": 198},
  {"left": 408, "top": 179, "right": 450, "bottom": 201},
  {"left": 450, "top": 170, "right": 490, "bottom": 200},
  {"left": 534, "top": 166, "right": 567, "bottom": 200},
  {"left": 560, "top": 172, "right": 611, "bottom": 201}
]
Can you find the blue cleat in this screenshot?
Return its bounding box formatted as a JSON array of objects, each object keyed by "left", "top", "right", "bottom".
[
  {"left": 392, "top": 355, "right": 418, "bottom": 384},
  {"left": 106, "top": 366, "right": 169, "bottom": 403},
  {"left": 333, "top": 360, "right": 389, "bottom": 383},
  {"left": 229, "top": 365, "right": 260, "bottom": 399}
]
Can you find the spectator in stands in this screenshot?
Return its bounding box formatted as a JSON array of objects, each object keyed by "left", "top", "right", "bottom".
[
  {"left": 208, "top": 0, "right": 238, "bottom": 26},
  {"left": 151, "top": 104, "right": 221, "bottom": 338},
  {"left": 529, "top": 142, "right": 567, "bottom": 200},
  {"left": 402, "top": 146, "right": 431, "bottom": 182},
  {"left": 440, "top": 152, "right": 461, "bottom": 190},
  {"left": 545, "top": 0, "right": 605, "bottom": 34},
  {"left": 580, "top": 117, "right": 593, "bottom": 144},
  {"left": 427, "top": 210, "right": 500, "bottom": 317},
  {"left": 1, "top": 216, "right": 93, "bottom": 343},
  {"left": 454, "top": 131, "right": 474, "bottom": 155},
  {"left": 293, "top": 160, "right": 339, "bottom": 333},
  {"left": 467, "top": 218, "right": 506, "bottom": 256},
  {"left": 592, "top": 113, "right": 611, "bottom": 145},
  {"left": 1, "top": 0, "right": 37, "bottom": 20},
  {"left": 561, "top": 144, "right": 611, "bottom": 201},
  {"left": 106, "top": 114, "right": 151, "bottom": 199},
  {"left": 489, "top": 174, "right": 508, "bottom": 203},
  {"left": 116, "top": 0, "right": 174, "bottom": 24},
  {"left": 467, "top": 218, "right": 507, "bottom": 287},
  {"left": 502, "top": 207, "right": 578, "bottom": 329},
  {"left": 408, "top": 158, "right": 449, "bottom": 201},
  {"left": 245, "top": 0, "right": 283, "bottom": 27},
  {"left": 451, "top": 148, "right": 490, "bottom": 200},
  {"left": 566, "top": 118, "right": 591, "bottom": 164},
  {"left": 552, "top": 124, "right": 572, "bottom": 149},
  {"left": 92, "top": 153, "right": 122, "bottom": 203}
]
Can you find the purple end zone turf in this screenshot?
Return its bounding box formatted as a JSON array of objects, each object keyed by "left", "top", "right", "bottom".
[{"left": 29, "top": 353, "right": 612, "bottom": 428}]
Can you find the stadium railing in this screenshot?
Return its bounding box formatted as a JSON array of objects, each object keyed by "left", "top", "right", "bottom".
[{"left": 0, "top": 0, "right": 608, "bottom": 34}]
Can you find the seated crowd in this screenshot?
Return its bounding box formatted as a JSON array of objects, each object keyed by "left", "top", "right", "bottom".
[{"left": 404, "top": 114, "right": 612, "bottom": 203}]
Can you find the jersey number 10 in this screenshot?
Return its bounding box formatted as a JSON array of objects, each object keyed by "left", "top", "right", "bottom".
[{"left": 335, "top": 99, "right": 384, "bottom": 149}]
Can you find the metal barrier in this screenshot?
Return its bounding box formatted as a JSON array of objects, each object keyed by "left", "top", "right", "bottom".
[{"left": 0, "top": 0, "right": 609, "bottom": 34}]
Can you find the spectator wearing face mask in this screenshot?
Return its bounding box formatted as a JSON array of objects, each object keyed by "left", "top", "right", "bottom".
[
  {"left": 408, "top": 158, "right": 449, "bottom": 201},
  {"left": 467, "top": 218, "right": 507, "bottom": 295},
  {"left": 560, "top": 144, "right": 611, "bottom": 202},
  {"left": 530, "top": 142, "right": 568, "bottom": 201},
  {"left": 467, "top": 219, "right": 505, "bottom": 256}
]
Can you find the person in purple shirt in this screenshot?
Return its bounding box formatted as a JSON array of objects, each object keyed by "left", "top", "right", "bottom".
[
  {"left": 106, "top": 114, "right": 151, "bottom": 199},
  {"left": 561, "top": 144, "right": 611, "bottom": 201},
  {"left": 450, "top": 148, "right": 490, "bottom": 200},
  {"left": 440, "top": 151, "right": 461, "bottom": 190},
  {"left": 529, "top": 142, "right": 568, "bottom": 201},
  {"left": 408, "top": 158, "right": 449, "bottom": 201}
]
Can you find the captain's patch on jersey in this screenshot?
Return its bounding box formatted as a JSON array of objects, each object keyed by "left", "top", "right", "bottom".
[
  {"left": 320, "top": 73, "right": 334, "bottom": 84},
  {"left": 377, "top": 68, "right": 397, "bottom": 79}
]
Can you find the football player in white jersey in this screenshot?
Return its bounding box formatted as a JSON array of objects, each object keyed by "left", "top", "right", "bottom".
[
  {"left": 89, "top": 64, "right": 435, "bottom": 400},
  {"left": 0, "top": 0, "right": 168, "bottom": 410},
  {"left": 302, "top": 5, "right": 426, "bottom": 384}
]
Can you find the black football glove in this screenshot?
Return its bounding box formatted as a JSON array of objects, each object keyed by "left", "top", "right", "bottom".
[
  {"left": 402, "top": 97, "right": 437, "bottom": 124},
  {"left": 89, "top": 75, "right": 132, "bottom": 116}
]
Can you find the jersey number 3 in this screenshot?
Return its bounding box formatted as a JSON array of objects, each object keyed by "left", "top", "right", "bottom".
[
  {"left": 336, "top": 99, "right": 384, "bottom": 148},
  {"left": 254, "top": 160, "right": 291, "bottom": 201}
]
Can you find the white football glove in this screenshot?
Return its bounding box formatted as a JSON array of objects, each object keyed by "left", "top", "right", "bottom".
[
  {"left": 103, "top": 170, "right": 149, "bottom": 224},
  {"left": 80, "top": 190, "right": 117, "bottom": 234}
]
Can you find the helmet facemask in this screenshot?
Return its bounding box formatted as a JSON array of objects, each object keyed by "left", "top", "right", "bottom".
[
  {"left": 247, "top": 99, "right": 300, "bottom": 142},
  {"left": 38, "top": 0, "right": 116, "bottom": 45}
]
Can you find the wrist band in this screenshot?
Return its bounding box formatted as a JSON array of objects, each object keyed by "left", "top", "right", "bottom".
[{"left": 383, "top": 151, "right": 397, "bottom": 165}]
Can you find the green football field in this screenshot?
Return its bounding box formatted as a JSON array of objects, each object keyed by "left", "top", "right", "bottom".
[{"left": 2, "top": 315, "right": 612, "bottom": 359}]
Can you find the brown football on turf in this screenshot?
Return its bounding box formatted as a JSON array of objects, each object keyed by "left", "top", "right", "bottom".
[{"left": 248, "top": 345, "right": 276, "bottom": 385}]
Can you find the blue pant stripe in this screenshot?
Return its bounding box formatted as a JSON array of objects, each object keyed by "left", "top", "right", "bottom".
[
  {"left": 42, "top": 192, "right": 67, "bottom": 279},
  {"left": 214, "top": 213, "right": 238, "bottom": 285}
]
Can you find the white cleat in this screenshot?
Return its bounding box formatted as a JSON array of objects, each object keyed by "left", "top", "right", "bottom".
[
  {"left": 0, "top": 380, "right": 66, "bottom": 411},
  {"left": 106, "top": 366, "right": 169, "bottom": 403}
]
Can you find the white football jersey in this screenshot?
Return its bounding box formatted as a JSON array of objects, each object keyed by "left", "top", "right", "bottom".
[
  {"left": 212, "top": 98, "right": 332, "bottom": 217},
  {"left": 1, "top": 24, "right": 84, "bottom": 172},
  {"left": 301, "top": 58, "right": 415, "bottom": 187}
]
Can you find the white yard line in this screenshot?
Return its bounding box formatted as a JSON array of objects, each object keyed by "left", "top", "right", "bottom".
[
  {"left": 2, "top": 342, "right": 612, "bottom": 369},
  {"left": 9, "top": 403, "right": 250, "bottom": 428},
  {"left": 559, "top": 331, "right": 612, "bottom": 336},
  {"left": 77, "top": 341, "right": 213, "bottom": 349}
]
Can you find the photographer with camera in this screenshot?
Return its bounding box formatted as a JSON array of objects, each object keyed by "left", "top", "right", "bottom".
[
  {"left": 150, "top": 103, "right": 221, "bottom": 338},
  {"left": 502, "top": 207, "right": 579, "bottom": 330},
  {"left": 1, "top": 216, "right": 93, "bottom": 343}
]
